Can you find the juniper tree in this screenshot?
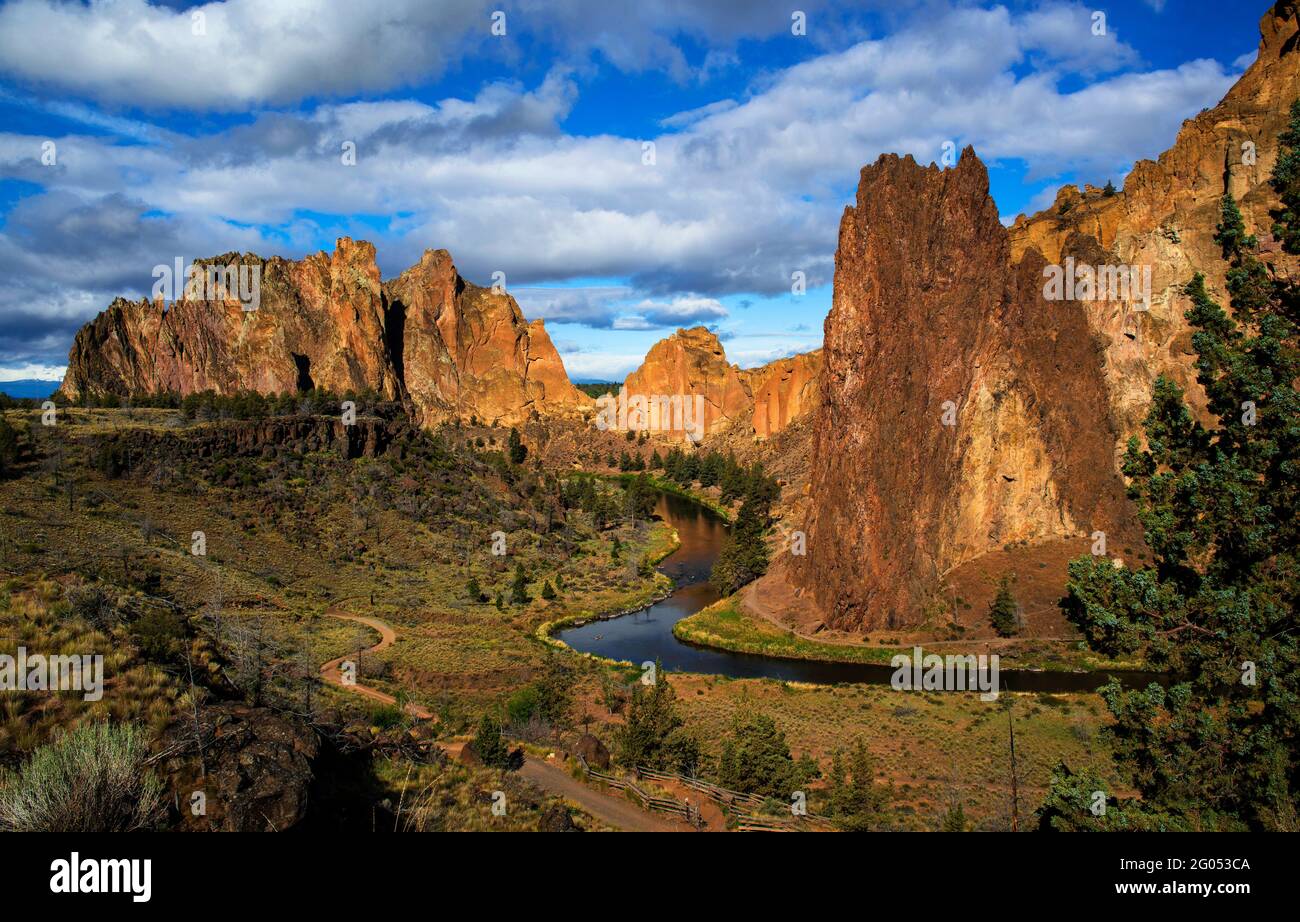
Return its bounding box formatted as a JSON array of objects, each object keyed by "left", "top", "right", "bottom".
[
  {"left": 989, "top": 575, "right": 1019, "bottom": 637},
  {"left": 1051, "top": 115, "right": 1300, "bottom": 830}
]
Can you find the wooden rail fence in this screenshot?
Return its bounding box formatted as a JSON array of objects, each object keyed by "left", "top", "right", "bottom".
[
  {"left": 578, "top": 757, "right": 702, "bottom": 827},
  {"left": 635, "top": 765, "right": 834, "bottom": 831}
]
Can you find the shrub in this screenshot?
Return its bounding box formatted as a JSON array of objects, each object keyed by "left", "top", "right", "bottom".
[{"left": 0, "top": 722, "right": 164, "bottom": 832}]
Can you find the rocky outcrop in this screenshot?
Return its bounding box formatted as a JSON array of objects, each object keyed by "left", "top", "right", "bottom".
[
  {"left": 742, "top": 350, "right": 822, "bottom": 439},
  {"left": 382, "top": 248, "right": 589, "bottom": 427},
  {"left": 792, "top": 2, "right": 1300, "bottom": 633},
  {"left": 618, "top": 327, "right": 820, "bottom": 439},
  {"left": 620, "top": 327, "right": 751, "bottom": 437},
  {"left": 793, "top": 152, "right": 1133, "bottom": 630},
  {"left": 1008, "top": 0, "right": 1300, "bottom": 435},
  {"left": 62, "top": 240, "right": 589, "bottom": 428},
  {"left": 158, "top": 703, "right": 318, "bottom": 833}
]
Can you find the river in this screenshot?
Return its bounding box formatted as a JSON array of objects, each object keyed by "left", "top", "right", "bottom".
[{"left": 558, "top": 491, "right": 1159, "bottom": 693}]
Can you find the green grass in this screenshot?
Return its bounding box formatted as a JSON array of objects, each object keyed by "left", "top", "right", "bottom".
[{"left": 675, "top": 597, "right": 901, "bottom": 664}]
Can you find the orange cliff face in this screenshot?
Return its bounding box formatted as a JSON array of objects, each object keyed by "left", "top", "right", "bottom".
[
  {"left": 621, "top": 327, "right": 749, "bottom": 438},
  {"left": 382, "top": 248, "right": 590, "bottom": 427},
  {"left": 742, "top": 350, "right": 822, "bottom": 439},
  {"left": 618, "top": 326, "right": 821, "bottom": 440},
  {"left": 793, "top": 151, "right": 1136, "bottom": 632},
  {"left": 790, "top": 1, "right": 1300, "bottom": 633},
  {"left": 61, "top": 239, "right": 399, "bottom": 402},
  {"left": 61, "top": 239, "right": 590, "bottom": 428},
  {"left": 1008, "top": 0, "right": 1300, "bottom": 436}
]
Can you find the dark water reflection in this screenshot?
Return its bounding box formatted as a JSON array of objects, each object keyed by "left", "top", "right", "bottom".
[{"left": 558, "top": 492, "right": 1159, "bottom": 692}]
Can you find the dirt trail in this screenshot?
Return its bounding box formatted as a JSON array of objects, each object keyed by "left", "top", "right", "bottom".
[
  {"left": 320, "top": 610, "right": 433, "bottom": 719},
  {"left": 319, "top": 610, "right": 691, "bottom": 832},
  {"left": 519, "top": 758, "right": 690, "bottom": 832}
]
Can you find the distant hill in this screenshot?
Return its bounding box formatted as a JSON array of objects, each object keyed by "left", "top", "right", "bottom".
[{"left": 0, "top": 379, "right": 59, "bottom": 399}]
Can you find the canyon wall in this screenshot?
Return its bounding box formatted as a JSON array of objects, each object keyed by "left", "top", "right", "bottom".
[
  {"left": 620, "top": 326, "right": 822, "bottom": 439},
  {"left": 62, "top": 240, "right": 589, "bottom": 428},
  {"left": 791, "top": 1, "right": 1300, "bottom": 632}
]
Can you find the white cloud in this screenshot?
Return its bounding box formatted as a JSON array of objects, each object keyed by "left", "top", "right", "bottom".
[
  {"left": 0, "top": 363, "right": 66, "bottom": 382},
  {"left": 0, "top": 1, "right": 1240, "bottom": 367},
  {"left": 0, "top": 0, "right": 840, "bottom": 110}
]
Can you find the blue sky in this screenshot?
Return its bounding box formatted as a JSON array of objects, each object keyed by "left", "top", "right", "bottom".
[{"left": 0, "top": 0, "right": 1267, "bottom": 383}]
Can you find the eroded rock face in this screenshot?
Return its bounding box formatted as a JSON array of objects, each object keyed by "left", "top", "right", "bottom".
[
  {"left": 618, "top": 327, "right": 820, "bottom": 440},
  {"left": 1008, "top": 0, "right": 1300, "bottom": 435},
  {"left": 63, "top": 239, "right": 398, "bottom": 403},
  {"left": 621, "top": 327, "right": 751, "bottom": 438},
  {"left": 743, "top": 350, "right": 822, "bottom": 439},
  {"left": 383, "top": 248, "right": 589, "bottom": 427},
  {"left": 792, "top": 2, "right": 1300, "bottom": 632},
  {"left": 794, "top": 151, "right": 1133, "bottom": 631},
  {"left": 61, "top": 240, "right": 589, "bottom": 428}
]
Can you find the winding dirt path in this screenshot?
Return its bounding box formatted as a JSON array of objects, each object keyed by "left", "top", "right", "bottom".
[
  {"left": 320, "top": 610, "right": 433, "bottom": 719},
  {"left": 319, "top": 610, "right": 691, "bottom": 832}
]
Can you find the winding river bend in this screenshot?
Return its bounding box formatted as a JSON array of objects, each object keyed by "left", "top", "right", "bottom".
[{"left": 559, "top": 491, "right": 1159, "bottom": 693}]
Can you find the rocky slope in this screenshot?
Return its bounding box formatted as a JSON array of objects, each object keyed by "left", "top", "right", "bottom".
[
  {"left": 789, "top": 0, "right": 1300, "bottom": 633},
  {"left": 619, "top": 326, "right": 821, "bottom": 439},
  {"left": 61, "top": 240, "right": 589, "bottom": 428},
  {"left": 1008, "top": 0, "right": 1300, "bottom": 437},
  {"left": 742, "top": 350, "right": 822, "bottom": 439}
]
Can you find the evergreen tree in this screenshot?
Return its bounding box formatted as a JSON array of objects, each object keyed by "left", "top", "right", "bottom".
[
  {"left": 533, "top": 656, "right": 572, "bottom": 730},
  {"left": 473, "top": 714, "right": 511, "bottom": 769},
  {"left": 716, "top": 711, "right": 815, "bottom": 799},
  {"left": 1272, "top": 98, "right": 1300, "bottom": 254},
  {"left": 466, "top": 577, "right": 484, "bottom": 603},
  {"left": 541, "top": 580, "right": 557, "bottom": 601},
  {"left": 710, "top": 494, "right": 771, "bottom": 594},
  {"left": 1103, "top": 179, "right": 1117, "bottom": 197},
  {"left": 1052, "top": 113, "right": 1300, "bottom": 831},
  {"left": 826, "top": 739, "right": 890, "bottom": 831},
  {"left": 988, "top": 574, "right": 1019, "bottom": 637},
  {"left": 510, "top": 563, "right": 530, "bottom": 605},
  {"left": 0, "top": 416, "right": 17, "bottom": 477},
  {"left": 940, "top": 800, "right": 968, "bottom": 832},
  {"left": 507, "top": 427, "right": 527, "bottom": 465},
  {"left": 612, "top": 668, "right": 699, "bottom": 773}
]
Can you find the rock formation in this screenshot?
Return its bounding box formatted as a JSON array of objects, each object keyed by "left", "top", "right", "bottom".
[
  {"left": 620, "top": 326, "right": 751, "bottom": 437},
  {"left": 61, "top": 240, "right": 589, "bottom": 428},
  {"left": 792, "top": 0, "right": 1300, "bottom": 632},
  {"left": 1006, "top": 0, "right": 1300, "bottom": 437},
  {"left": 383, "top": 248, "right": 589, "bottom": 427},
  {"left": 742, "top": 350, "right": 822, "bottom": 439},
  {"left": 793, "top": 152, "right": 1133, "bottom": 630},
  {"left": 619, "top": 326, "right": 821, "bottom": 439}
]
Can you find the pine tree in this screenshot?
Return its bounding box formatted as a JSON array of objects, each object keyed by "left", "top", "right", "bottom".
[
  {"left": 612, "top": 668, "right": 699, "bottom": 773},
  {"left": 467, "top": 577, "right": 484, "bottom": 602},
  {"left": 1052, "top": 109, "right": 1300, "bottom": 830},
  {"left": 1103, "top": 179, "right": 1117, "bottom": 197},
  {"left": 826, "top": 739, "right": 890, "bottom": 831},
  {"left": 510, "top": 563, "right": 529, "bottom": 605},
  {"left": 710, "top": 493, "right": 771, "bottom": 594},
  {"left": 1272, "top": 98, "right": 1300, "bottom": 254},
  {"left": 507, "top": 427, "right": 527, "bottom": 465},
  {"left": 474, "top": 713, "right": 510, "bottom": 768},
  {"left": 988, "top": 575, "right": 1019, "bottom": 637},
  {"left": 541, "top": 580, "right": 557, "bottom": 601}
]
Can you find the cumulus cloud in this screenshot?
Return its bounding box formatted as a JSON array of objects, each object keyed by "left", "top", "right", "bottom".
[
  {"left": 0, "top": 0, "right": 843, "bottom": 109},
  {"left": 0, "top": 1, "right": 1240, "bottom": 367},
  {"left": 611, "top": 296, "right": 728, "bottom": 329}
]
